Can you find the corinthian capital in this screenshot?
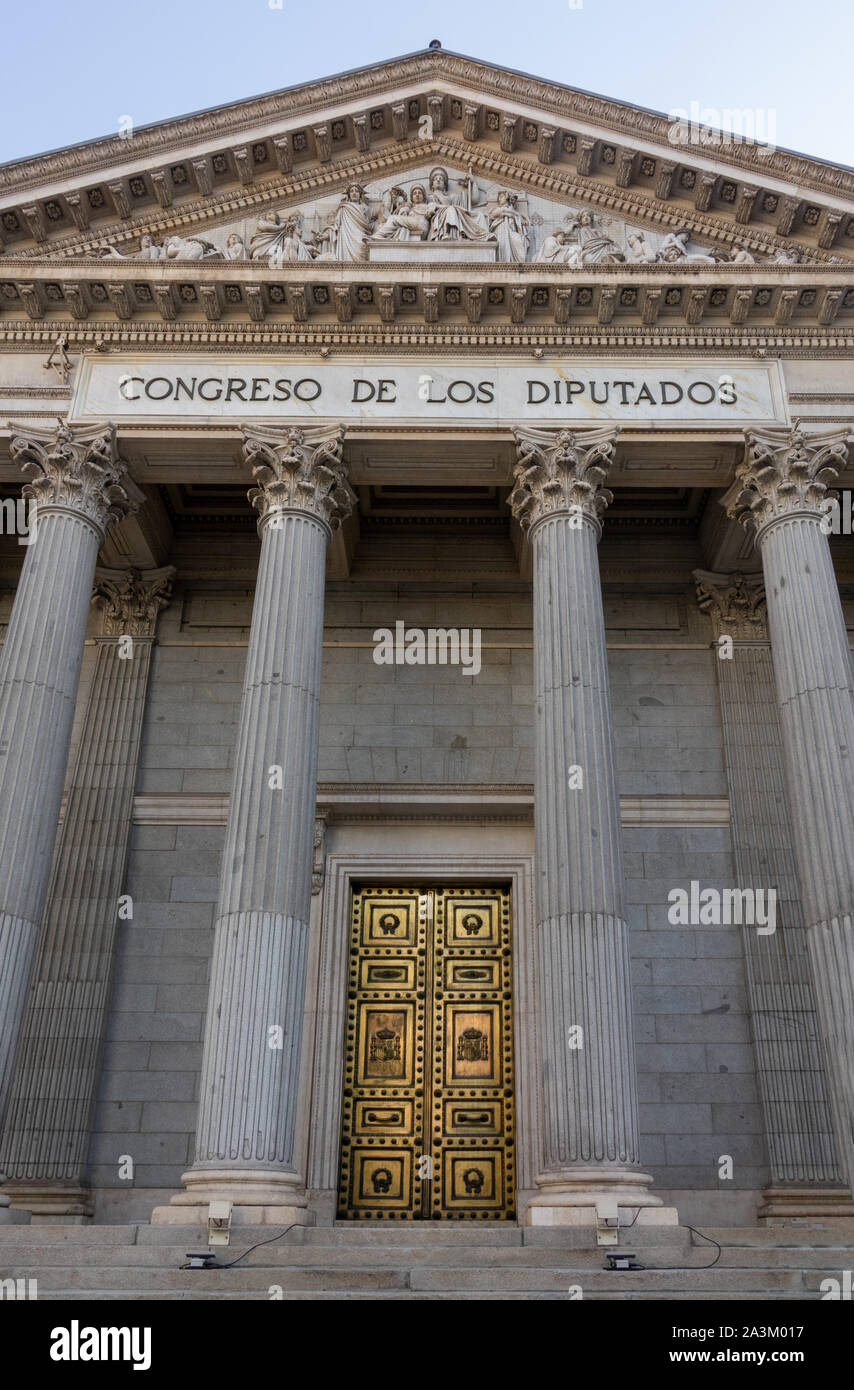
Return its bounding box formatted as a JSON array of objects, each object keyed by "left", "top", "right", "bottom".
[
  {"left": 9, "top": 420, "right": 139, "bottom": 536},
  {"left": 693, "top": 569, "right": 766, "bottom": 640},
  {"left": 510, "top": 425, "right": 619, "bottom": 535},
  {"left": 242, "top": 423, "right": 355, "bottom": 532},
  {"left": 94, "top": 565, "right": 175, "bottom": 636},
  {"left": 724, "top": 424, "right": 849, "bottom": 537}
]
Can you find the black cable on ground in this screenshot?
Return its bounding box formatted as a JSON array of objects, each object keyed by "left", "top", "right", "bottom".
[
  {"left": 624, "top": 1223, "right": 723, "bottom": 1272},
  {"left": 181, "top": 1223, "right": 309, "bottom": 1270}
]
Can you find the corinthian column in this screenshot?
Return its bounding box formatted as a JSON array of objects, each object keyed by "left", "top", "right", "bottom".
[
  {"left": 0, "top": 421, "right": 138, "bottom": 1220},
  {"left": 0, "top": 567, "right": 173, "bottom": 1221},
  {"left": 511, "top": 426, "right": 664, "bottom": 1225},
  {"left": 155, "top": 425, "right": 353, "bottom": 1225},
  {"left": 725, "top": 425, "right": 854, "bottom": 1192}
]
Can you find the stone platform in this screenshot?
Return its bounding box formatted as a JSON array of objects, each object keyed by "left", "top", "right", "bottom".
[{"left": 2, "top": 1222, "right": 853, "bottom": 1299}]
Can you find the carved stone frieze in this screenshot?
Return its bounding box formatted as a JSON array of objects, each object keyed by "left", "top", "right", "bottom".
[
  {"left": 242, "top": 423, "right": 355, "bottom": 532},
  {"left": 9, "top": 420, "right": 139, "bottom": 534},
  {"left": 510, "top": 425, "right": 618, "bottom": 534},
  {"left": 71, "top": 173, "right": 801, "bottom": 271}
]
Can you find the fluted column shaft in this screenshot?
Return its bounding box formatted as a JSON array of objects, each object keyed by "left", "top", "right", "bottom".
[
  {"left": 194, "top": 512, "right": 327, "bottom": 1170},
  {"left": 533, "top": 513, "right": 639, "bottom": 1167},
  {"left": 0, "top": 568, "right": 172, "bottom": 1217},
  {"left": 167, "top": 425, "right": 353, "bottom": 1217},
  {"left": 512, "top": 427, "right": 653, "bottom": 1214},
  {"left": 727, "top": 426, "right": 854, "bottom": 1191},
  {"left": 0, "top": 425, "right": 136, "bottom": 1138}
]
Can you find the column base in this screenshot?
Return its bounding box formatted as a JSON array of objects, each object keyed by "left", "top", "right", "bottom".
[
  {"left": 0, "top": 1178, "right": 30, "bottom": 1224},
  {"left": 0, "top": 1208, "right": 30, "bottom": 1225},
  {"left": 151, "top": 1168, "right": 315, "bottom": 1229},
  {"left": 524, "top": 1168, "right": 679, "bottom": 1227},
  {"left": 758, "top": 1186, "right": 854, "bottom": 1223},
  {"left": 1, "top": 1181, "right": 92, "bottom": 1223}
]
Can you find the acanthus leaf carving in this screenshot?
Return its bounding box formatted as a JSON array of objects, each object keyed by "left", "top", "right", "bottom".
[
  {"left": 242, "top": 423, "right": 355, "bottom": 533},
  {"left": 10, "top": 419, "right": 140, "bottom": 535},
  {"left": 724, "top": 424, "right": 850, "bottom": 537},
  {"left": 510, "top": 425, "right": 619, "bottom": 534},
  {"left": 94, "top": 565, "right": 175, "bottom": 636},
  {"left": 693, "top": 569, "right": 767, "bottom": 640}
]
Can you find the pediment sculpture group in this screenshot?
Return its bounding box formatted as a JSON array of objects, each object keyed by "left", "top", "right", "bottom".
[{"left": 102, "top": 164, "right": 805, "bottom": 267}]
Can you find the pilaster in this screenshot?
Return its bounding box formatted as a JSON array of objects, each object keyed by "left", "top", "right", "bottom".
[
  {"left": 694, "top": 570, "right": 851, "bottom": 1219},
  {"left": 0, "top": 567, "right": 173, "bottom": 1221},
  {"left": 0, "top": 422, "right": 138, "bottom": 1221}
]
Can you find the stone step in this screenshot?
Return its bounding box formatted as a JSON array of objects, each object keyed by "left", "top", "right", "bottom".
[
  {"left": 0, "top": 1243, "right": 850, "bottom": 1269},
  {"left": 32, "top": 1290, "right": 818, "bottom": 1301},
  {"left": 0, "top": 1264, "right": 809, "bottom": 1292},
  {"left": 699, "top": 1226, "right": 854, "bottom": 1247},
  {"left": 137, "top": 1222, "right": 529, "bottom": 1247},
  {"left": 3, "top": 1221, "right": 848, "bottom": 1251},
  {"left": 0, "top": 1225, "right": 138, "bottom": 1246},
  {"left": 1, "top": 1219, "right": 850, "bottom": 1305},
  {"left": 198, "top": 1222, "right": 854, "bottom": 1250},
  {"left": 405, "top": 1267, "right": 805, "bottom": 1293}
]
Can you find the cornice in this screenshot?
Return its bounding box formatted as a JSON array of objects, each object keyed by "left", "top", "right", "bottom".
[
  {"left": 0, "top": 49, "right": 850, "bottom": 205},
  {"left": 1, "top": 324, "right": 854, "bottom": 359},
  {"left": 0, "top": 258, "right": 851, "bottom": 339},
  {"left": 432, "top": 54, "right": 854, "bottom": 199},
  {"left": 0, "top": 53, "right": 449, "bottom": 194}
]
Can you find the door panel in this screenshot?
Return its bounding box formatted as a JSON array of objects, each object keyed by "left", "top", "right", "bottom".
[{"left": 337, "top": 884, "right": 515, "bottom": 1220}]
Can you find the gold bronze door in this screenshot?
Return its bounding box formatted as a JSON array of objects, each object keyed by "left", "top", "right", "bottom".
[{"left": 337, "top": 884, "right": 515, "bottom": 1220}]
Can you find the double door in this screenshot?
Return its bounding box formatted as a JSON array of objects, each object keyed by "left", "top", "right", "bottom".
[{"left": 337, "top": 884, "right": 515, "bottom": 1220}]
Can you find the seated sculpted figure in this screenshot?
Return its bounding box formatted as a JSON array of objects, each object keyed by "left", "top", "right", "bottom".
[
  {"left": 566, "top": 210, "right": 625, "bottom": 265},
  {"left": 426, "top": 166, "right": 489, "bottom": 242},
  {"left": 626, "top": 231, "right": 657, "bottom": 263},
  {"left": 223, "top": 233, "right": 246, "bottom": 260},
  {"left": 249, "top": 211, "right": 314, "bottom": 264},
  {"left": 374, "top": 185, "right": 435, "bottom": 241},
  {"left": 534, "top": 229, "right": 580, "bottom": 265}
]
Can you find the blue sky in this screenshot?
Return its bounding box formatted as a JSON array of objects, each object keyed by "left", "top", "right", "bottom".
[{"left": 0, "top": 0, "right": 850, "bottom": 168}]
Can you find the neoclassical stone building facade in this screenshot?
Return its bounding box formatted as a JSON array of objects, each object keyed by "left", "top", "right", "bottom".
[{"left": 0, "top": 46, "right": 852, "bottom": 1236}]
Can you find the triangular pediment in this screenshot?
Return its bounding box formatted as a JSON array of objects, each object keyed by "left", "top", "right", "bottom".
[{"left": 0, "top": 47, "right": 852, "bottom": 266}]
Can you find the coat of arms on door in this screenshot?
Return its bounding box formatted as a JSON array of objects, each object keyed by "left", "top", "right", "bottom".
[
  {"left": 369, "top": 1025, "right": 401, "bottom": 1063},
  {"left": 457, "top": 1026, "right": 489, "bottom": 1062}
]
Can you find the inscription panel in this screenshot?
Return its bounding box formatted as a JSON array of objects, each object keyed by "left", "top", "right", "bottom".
[{"left": 70, "top": 355, "right": 788, "bottom": 427}]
